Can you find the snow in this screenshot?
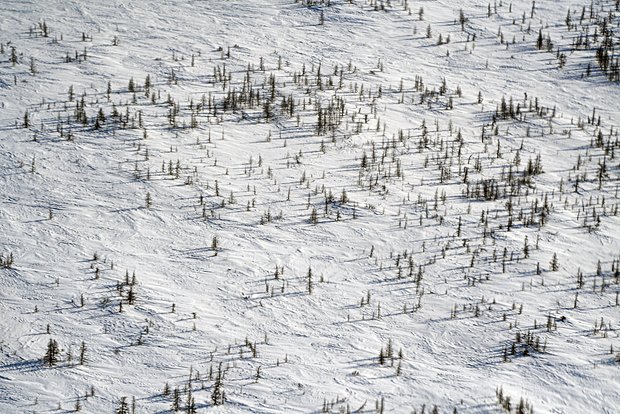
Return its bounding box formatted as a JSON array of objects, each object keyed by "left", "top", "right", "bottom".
[{"left": 1, "top": 0, "right": 619, "bottom": 413}]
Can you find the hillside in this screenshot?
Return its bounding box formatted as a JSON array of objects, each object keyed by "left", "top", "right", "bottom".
[{"left": 0, "top": 1, "right": 619, "bottom": 413}]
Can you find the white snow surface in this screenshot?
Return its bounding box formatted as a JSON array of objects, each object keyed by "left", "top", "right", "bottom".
[{"left": 0, "top": 0, "right": 619, "bottom": 413}]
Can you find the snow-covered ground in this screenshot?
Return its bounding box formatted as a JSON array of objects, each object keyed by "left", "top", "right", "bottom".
[{"left": 1, "top": 0, "right": 619, "bottom": 413}]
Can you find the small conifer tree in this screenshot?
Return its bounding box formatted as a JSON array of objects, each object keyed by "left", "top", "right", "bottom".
[{"left": 43, "top": 338, "right": 60, "bottom": 367}]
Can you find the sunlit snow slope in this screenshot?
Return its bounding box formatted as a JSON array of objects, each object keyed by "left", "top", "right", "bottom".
[{"left": 1, "top": 1, "right": 619, "bottom": 413}]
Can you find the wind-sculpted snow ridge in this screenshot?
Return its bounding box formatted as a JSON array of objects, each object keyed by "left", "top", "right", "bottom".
[{"left": 0, "top": 0, "right": 619, "bottom": 413}]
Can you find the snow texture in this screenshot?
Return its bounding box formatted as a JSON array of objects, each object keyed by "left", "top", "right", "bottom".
[{"left": 0, "top": 0, "right": 619, "bottom": 413}]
